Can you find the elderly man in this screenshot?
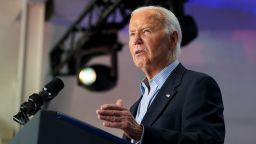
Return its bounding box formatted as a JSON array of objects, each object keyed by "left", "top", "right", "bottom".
[{"left": 96, "top": 6, "right": 225, "bottom": 144}]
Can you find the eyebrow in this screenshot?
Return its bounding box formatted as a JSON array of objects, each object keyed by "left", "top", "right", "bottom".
[
  {"left": 142, "top": 26, "right": 153, "bottom": 30},
  {"left": 129, "top": 29, "right": 135, "bottom": 34},
  {"left": 129, "top": 25, "right": 154, "bottom": 31}
]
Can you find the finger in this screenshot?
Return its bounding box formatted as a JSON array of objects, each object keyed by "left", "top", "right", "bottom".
[
  {"left": 100, "top": 104, "right": 116, "bottom": 109},
  {"left": 100, "top": 104, "right": 126, "bottom": 111},
  {"left": 96, "top": 109, "right": 101, "bottom": 115},
  {"left": 103, "top": 121, "right": 124, "bottom": 129},
  {"left": 98, "top": 115, "right": 123, "bottom": 122},
  {"left": 97, "top": 109, "right": 124, "bottom": 116},
  {"left": 116, "top": 99, "right": 123, "bottom": 107}
]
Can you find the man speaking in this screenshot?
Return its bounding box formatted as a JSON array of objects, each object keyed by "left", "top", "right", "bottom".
[{"left": 96, "top": 6, "right": 225, "bottom": 144}]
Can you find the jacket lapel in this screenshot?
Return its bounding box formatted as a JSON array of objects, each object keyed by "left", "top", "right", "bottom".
[
  {"left": 141, "top": 64, "right": 186, "bottom": 125},
  {"left": 130, "top": 96, "right": 142, "bottom": 117}
]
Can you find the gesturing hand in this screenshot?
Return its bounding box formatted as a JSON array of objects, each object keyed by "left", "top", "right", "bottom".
[{"left": 96, "top": 99, "right": 143, "bottom": 140}]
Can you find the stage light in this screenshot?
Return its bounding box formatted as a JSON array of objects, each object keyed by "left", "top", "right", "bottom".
[
  {"left": 78, "top": 64, "right": 117, "bottom": 91},
  {"left": 78, "top": 67, "right": 97, "bottom": 86}
]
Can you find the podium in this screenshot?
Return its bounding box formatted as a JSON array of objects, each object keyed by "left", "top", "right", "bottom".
[{"left": 10, "top": 110, "right": 131, "bottom": 144}]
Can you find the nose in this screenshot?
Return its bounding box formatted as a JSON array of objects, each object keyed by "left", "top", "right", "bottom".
[{"left": 134, "top": 32, "right": 143, "bottom": 45}]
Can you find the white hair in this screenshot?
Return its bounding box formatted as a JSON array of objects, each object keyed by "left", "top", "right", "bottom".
[{"left": 131, "top": 6, "right": 182, "bottom": 60}]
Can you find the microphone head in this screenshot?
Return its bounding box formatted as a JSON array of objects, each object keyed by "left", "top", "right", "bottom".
[{"left": 45, "top": 77, "right": 64, "bottom": 96}]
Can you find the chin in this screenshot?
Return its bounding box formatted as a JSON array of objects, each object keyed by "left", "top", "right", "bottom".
[
  {"left": 134, "top": 62, "right": 145, "bottom": 69},
  {"left": 133, "top": 57, "right": 147, "bottom": 69}
]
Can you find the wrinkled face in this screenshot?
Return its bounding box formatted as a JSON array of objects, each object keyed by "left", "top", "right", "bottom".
[{"left": 129, "top": 10, "right": 174, "bottom": 72}]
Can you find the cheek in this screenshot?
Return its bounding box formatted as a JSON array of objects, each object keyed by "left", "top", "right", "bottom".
[
  {"left": 128, "top": 40, "right": 134, "bottom": 54},
  {"left": 148, "top": 40, "right": 169, "bottom": 58},
  {"left": 145, "top": 40, "right": 157, "bottom": 54}
]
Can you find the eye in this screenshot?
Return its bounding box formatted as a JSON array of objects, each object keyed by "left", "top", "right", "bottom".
[
  {"left": 143, "top": 28, "right": 151, "bottom": 34},
  {"left": 129, "top": 32, "right": 135, "bottom": 37}
]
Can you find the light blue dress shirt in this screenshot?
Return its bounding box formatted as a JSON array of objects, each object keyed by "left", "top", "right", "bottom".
[{"left": 135, "top": 60, "right": 179, "bottom": 124}]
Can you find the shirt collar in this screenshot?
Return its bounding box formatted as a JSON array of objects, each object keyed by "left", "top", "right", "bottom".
[{"left": 140, "top": 60, "right": 179, "bottom": 95}]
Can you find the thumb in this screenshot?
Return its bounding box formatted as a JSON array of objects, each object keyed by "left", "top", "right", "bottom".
[{"left": 116, "top": 99, "right": 123, "bottom": 107}]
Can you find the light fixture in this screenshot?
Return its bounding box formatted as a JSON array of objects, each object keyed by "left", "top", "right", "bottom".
[
  {"left": 78, "top": 64, "right": 117, "bottom": 91},
  {"left": 76, "top": 33, "right": 121, "bottom": 91},
  {"left": 79, "top": 67, "right": 97, "bottom": 85}
]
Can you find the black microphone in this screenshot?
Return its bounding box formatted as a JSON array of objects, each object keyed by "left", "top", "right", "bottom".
[{"left": 13, "top": 77, "right": 64, "bottom": 125}]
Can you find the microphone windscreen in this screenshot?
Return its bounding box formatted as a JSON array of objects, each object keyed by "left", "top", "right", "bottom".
[{"left": 45, "top": 77, "right": 64, "bottom": 96}]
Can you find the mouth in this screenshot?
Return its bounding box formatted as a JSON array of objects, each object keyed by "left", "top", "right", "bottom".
[{"left": 135, "top": 50, "right": 145, "bottom": 55}]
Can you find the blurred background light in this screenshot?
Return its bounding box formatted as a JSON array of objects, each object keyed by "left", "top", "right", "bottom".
[{"left": 78, "top": 67, "right": 97, "bottom": 86}]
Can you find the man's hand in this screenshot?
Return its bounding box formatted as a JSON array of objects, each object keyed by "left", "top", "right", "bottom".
[{"left": 96, "top": 99, "right": 143, "bottom": 140}]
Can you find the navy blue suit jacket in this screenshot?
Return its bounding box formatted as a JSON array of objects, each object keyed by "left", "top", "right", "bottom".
[{"left": 125, "top": 64, "right": 225, "bottom": 144}]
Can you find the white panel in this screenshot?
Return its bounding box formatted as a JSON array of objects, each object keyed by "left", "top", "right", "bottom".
[{"left": 0, "top": 0, "right": 22, "bottom": 143}]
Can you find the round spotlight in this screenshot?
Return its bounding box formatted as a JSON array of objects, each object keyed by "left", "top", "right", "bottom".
[
  {"left": 78, "top": 67, "right": 97, "bottom": 85},
  {"left": 78, "top": 64, "right": 117, "bottom": 91}
]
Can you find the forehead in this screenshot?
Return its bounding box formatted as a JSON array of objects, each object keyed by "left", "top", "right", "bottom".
[{"left": 129, "top": 9, "right": 164, "bottom": 28}]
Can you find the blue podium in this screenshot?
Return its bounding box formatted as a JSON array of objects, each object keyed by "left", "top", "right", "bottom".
[{"left": 10, "top": 110, "right": 131, "bottom": 144}]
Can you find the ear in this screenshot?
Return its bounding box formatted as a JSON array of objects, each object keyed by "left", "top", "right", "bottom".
[{"left": 169, "top": 31, "right": 178, "bottom": 50}]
